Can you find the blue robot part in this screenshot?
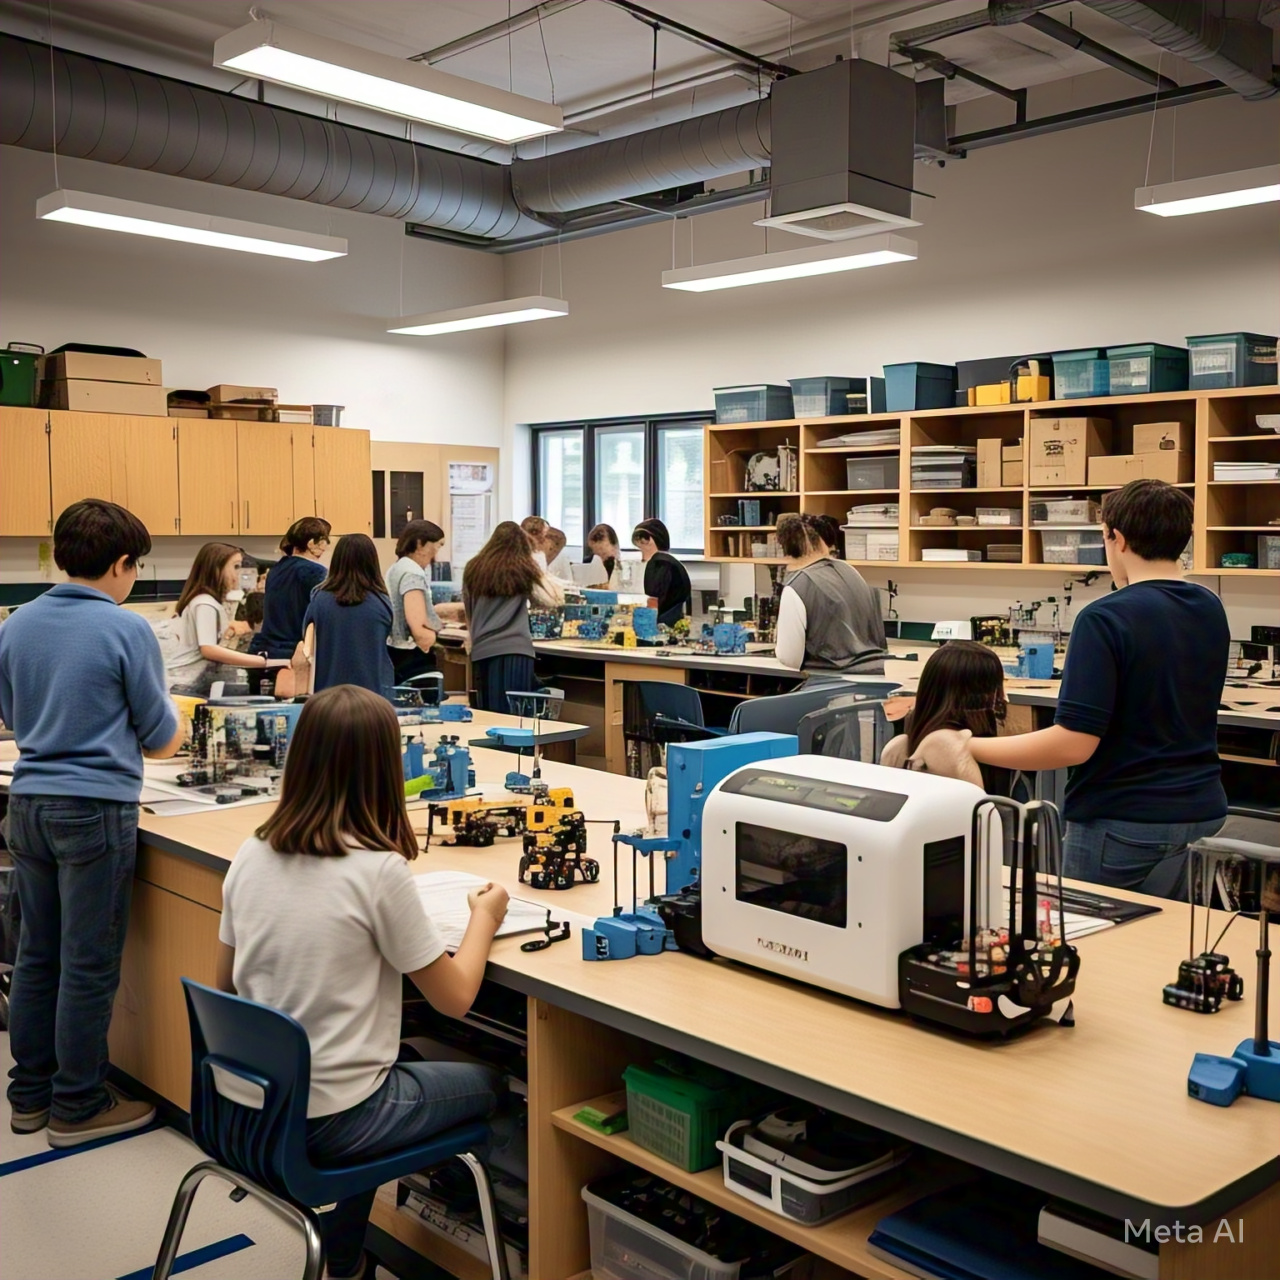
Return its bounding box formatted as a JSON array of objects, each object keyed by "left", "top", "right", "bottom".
[
  {"left": 712, "top": 622, "right": 748, "bottom": 655},
  {"left": 581, "top": 909, "right": 673, "bottom": 961},
  {"left": 404, "top": 735, "right": 474, "bottom": 801},
  {"left": 633, "top": 607, "right": 660, "bottom": 642},
  {"left": 1016, "top": 643, "right": 1055, "bottom": 680}
]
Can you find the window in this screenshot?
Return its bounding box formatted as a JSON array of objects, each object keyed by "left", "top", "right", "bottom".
[{"left": 531, "top": 413, "right": 707, "bottom": 555}]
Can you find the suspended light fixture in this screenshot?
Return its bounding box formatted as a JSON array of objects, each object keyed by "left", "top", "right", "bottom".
[
  {"left": 214, "top": 21, "right": 563, "bottom": 144},
  {"left": 661, "top": 235, "right": 917, "bottom": 293},
  {"left": 387, "top": 296, "right": 569, "bottom": 336},
  {"left": 1135, "top": 165, "right": 1280, "bottom": 217},
  {"left": 36, "top": 190, "right": 347, "bottom": 261}
]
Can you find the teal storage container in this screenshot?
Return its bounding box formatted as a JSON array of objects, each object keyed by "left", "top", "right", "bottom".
[
  {"left": 0, "top": 343, "right": 44, "bottom": 407},
  {"left": 883, "top": 362, "right": 957, "bottom": 411},
  {"left": 1052, "top": 349, "right": 1111, "bottom": 399},
  {"left": 713, "top": 384, "right": 793, "bottom": 424},
  {"left": 1106, "top": 343, "right": 1188, "bottom": 395},
  {"left": 1187, "top": 333, "right": 1277, "bottom": 389}
]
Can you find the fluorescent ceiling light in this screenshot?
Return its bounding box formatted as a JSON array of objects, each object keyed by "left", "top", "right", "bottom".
[
  {"left": 215, "top": 20, "right": 563, "bottom": 144},
  {"left": 661, "top": 235, "right": 917, "bottom": 292},
  {"left": 387, "top": 296, "right": 569, "bottom": 336},
  {"left": 1135, "top": 165, "right": 1280, "bottom": 217},
  {"left": 36, "top": 189, "right": 347, "bottom": 261}
]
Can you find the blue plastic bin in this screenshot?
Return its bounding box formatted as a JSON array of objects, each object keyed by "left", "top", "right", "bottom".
[
  {"left": 713, "top": 384, "right": 793, "bottom": 424},
  {"left": 883, "top": 363, "right": 957, "bottom": 412},
  {"left": 1187, "top": 333, "right": 1278, "bottom": 389},
  {"left": 1106, "top": 344, "right": 1188, "bottom": 395},
  {"left": 789, "top": 377, "right": 855, "bottom": 417},
  {"left": 1052, "top": 349, "right": 1111, "bottom": 399}
]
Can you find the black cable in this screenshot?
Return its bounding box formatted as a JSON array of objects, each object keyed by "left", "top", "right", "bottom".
[{"left": 1209, "top": 911, "right": 1240, "bottom": 956}]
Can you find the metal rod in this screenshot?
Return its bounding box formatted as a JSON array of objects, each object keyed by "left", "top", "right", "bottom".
[
  {"left": 897, "top": 42, "right": 1026, "bottom": 104},
  {"left": 412, "top": 0, "right": 584, "bottom": 62},
  {"left": 1256, "top": 909, "right": 1272, "bottom": 1056},
  {"left": 890, "top": 6, "right": 1002, "bottom": 47},
  {"left": 1022, "top": 12, "right": 1177, "bottom": 91}
]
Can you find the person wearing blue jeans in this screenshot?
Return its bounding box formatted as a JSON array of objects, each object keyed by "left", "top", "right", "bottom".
[
  {"left": 0, "top": 500, "right": 182, "bottom": 1145},
  {"left": 217, "top": 685, "right": 510, "bottom": 1280},
  {"left": 938, "top": 480, "right": 1230, "bottom": 898}
]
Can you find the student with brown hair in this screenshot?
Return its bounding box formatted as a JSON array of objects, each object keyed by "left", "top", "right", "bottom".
[
  {"left": 166, "top": 542, "right": 287, "bottom": 694},
  {"left": 297, "top": 534, "right": 395, "bottom": 700},
  {"left": 217, "top": 685, "right": 509, "bottom": 1280},
  {"left": 462, "top": 521, "right": 563, "bottom": 711},
  {"left": 257, "top": 516, "right": 331, "bottom": 666},
  {"left": 584, "top": 522, "right": 622, "bottom": 587},
  {"left": 385, "top": 519, "right": 446, "bottom": 684}
]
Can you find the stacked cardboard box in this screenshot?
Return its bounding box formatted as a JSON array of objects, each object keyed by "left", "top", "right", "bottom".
[
  {"left": 1029, "top": 418, "right": 1110, "bottom": 486},
  {"left": 1088, "top": 421, "right": 1192, "bottom": 484},
  {"left": 42, "top": 349, "right": 168, "bottom": 416}
]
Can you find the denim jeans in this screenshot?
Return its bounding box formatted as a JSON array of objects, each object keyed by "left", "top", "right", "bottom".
[
  {"left": 6, "top": 795, "right": 139, "bottom": 1122},
  {"left": 1063, "top": 817, "right": 1226, "bottom": 899},
  {"left": 306, "top": 1061, "right": 500, "bottom": 1278}
]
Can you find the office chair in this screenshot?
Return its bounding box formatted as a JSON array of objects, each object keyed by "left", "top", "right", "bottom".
[
  {"left": 797, "top": 697, "right": 894, "bottom": 764},
  {"left": 623, "top": 681, "right": 721, "bottom": 778},
  {"left": 153, "top": 979, "right": 509, "bottom": 1280},
  {"left": 728, "top": 679, "right": 900, "bottom": 737}
]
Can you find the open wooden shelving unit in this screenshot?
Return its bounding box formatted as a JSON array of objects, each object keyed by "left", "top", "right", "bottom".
[{"left": 703, "top": 385, "right": 1280, "bottom": 576}]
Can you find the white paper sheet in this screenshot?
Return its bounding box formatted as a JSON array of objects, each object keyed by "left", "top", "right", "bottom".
[{"left": 415, "top": 869, "right": 552, "bottom": 950}]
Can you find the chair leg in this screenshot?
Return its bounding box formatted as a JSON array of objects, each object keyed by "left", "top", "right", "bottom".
[
  {"left": 150, "top": 1160, "right": 324, "bottom": 1280},
  {"left": 456, "top": 1152, "right": 511, "bottom": 1280}
]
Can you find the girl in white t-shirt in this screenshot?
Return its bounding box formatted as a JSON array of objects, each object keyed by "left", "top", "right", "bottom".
[
  {"left": 165, "top": 543, "right": 286, "bottom": 695},
  {"left": 217, "top": 685, "right": 508, "bottom": 1280}
]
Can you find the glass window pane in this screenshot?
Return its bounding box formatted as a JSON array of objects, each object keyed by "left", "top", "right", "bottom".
[
  {"left": 536, "top": 428, "right": 584, "bottom": 554},
  {"left": 658, "top": 426, "right": 705, "bottom": 552},
  {"left": 595, "top": 426, "right": 645, "bottom": 541}
]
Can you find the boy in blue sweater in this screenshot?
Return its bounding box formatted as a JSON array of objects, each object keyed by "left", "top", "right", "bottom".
[{"left": 0, "top": 500, "right": 183, "bottom": 1146}]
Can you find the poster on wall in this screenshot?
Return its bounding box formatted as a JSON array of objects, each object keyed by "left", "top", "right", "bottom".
[{"left": 449, "top": 462, "right": 495, "bottom": 569}]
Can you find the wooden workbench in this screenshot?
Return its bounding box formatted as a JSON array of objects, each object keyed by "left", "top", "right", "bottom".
[{"left": 102, "top": 724, "right": 1280, "bottom": 1280}]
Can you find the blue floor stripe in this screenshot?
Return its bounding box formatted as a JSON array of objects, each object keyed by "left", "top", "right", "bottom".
[
  {"left": 0, "top": 1120, "right": 163, "bottom": 1177},
  {"left": 116, "top": 1233, "right": 255, "bottom": 1280}
]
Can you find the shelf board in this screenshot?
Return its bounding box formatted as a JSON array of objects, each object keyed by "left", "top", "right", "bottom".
[
  {"left": 804, "top": 443, "right": 902, "bottom": 455},
  {"left": 1209, "top": 479, "right": 1280, "bottom": 485},
  {"left": 908, "top": 525, "right": 1023, "bottom": 532},
  {"left": 710, "top": 525, "right": 776, "bottom": 532},
  {"left": 1206, "top": 526, "right": 1280, "bottom": 531},
  {"left": 1211, "top": 567, "right": 1280, "bottom": 576},
  {"left": 709, "top": 491, "right": 799, "bottom": 499},
  {"left": 1028, "top": 483, "right": 1194, "bottom": 491},
  {"left": 552, "top": 1095, "right": 963, "bottom": 1280},
  {"left": 1208, "top": 434, "right": 1280, "bottom": 442},
  {"left": 911, "top": 560, "right": 1025, "bottom": 570},
  {"left": 707, "top": 556, "right": 787, "bottom": 563},
  {"left": 910, "top": 488, "right": 1014, "bottom": 495}
]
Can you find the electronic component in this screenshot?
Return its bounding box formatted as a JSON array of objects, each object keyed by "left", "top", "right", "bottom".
[
  {"left": 519, "top": 810, "right": 600, "bottom": 890},
  {"left": 403, "top": 735, "right": 473, "bottom": 802},
  {"left": 1163, "top": 952, "right": 1243, "bottom": 1013}
]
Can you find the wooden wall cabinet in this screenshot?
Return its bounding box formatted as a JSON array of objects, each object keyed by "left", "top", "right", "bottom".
[
  {"left": 110, "top": 417, "right": 180, "bottom": 535},
  {"left": 0, "top": 407, "right": 53, "bottom": 535},
  {"left": 236, "top": 421, "right": 297, "bottom": 536},
  {"left": 176, "top": 419, "right": 240, "bottom": 536},
  {"left": 314, "top": 424, "right": 372, "bottom": 534},
  {"left": 48, "top": 410, "right": 116, "bottom": 518}
]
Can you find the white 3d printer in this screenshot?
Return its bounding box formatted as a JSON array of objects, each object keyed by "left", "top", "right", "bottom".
[{"left": 700, "top": 757, "right": 1002, "bottom": 1009}]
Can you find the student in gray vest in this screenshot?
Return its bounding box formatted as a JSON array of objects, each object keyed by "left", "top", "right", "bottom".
[{"left": 774, "top": 513, "right": 888, "bottom": 678}]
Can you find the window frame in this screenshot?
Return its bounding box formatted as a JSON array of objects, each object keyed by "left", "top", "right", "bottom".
[{"left": 530, "top": 411, "right": 708, "bottom": 556}]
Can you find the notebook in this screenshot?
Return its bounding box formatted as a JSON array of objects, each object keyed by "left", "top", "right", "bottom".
[{"left": 414, "top": 870, "right": 551, "bottom": 950}]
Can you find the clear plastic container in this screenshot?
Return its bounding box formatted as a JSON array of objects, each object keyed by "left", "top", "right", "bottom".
[
  {"left": 847, "top": 456, "right": 899, "bottom": 489},
  {"left": 312, "top": 404, "right": 344, "bottom": 426},
  {"left": 583, "top": 1188, "right": 744, "bottom": 1280},
  {"left": 1041, "top": 530, "right": 1105, "bottom": 564},
  {"left": 714, "top": 385, "right": 794, "bottom": 424},
  {"left": 1030, "top": 498, "right": 1099, "bottom": 525},
  {"left": 975, "top": 507, "right": 1022, "bottom": 526},
  {"left": 1105, "top": 344, "right": 1188, "bottom": 394},
  {"left": 788, "top": 377, "right": 855, "bottom": 417},
  {"left": 1051, "top": 350, "right": 1110, "bottom": 399}
]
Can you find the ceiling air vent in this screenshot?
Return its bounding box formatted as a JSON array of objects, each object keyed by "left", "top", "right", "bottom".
[{"left": 758, "top": 59, "right": 922, "bottom": 241}]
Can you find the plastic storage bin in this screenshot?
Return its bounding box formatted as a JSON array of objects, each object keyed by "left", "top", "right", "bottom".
[
  {"left": 312, "top": 404, "right": 344, "bottom": 426},
  {"left": 883, "top": 362, "right": 957, "bottom": 412},
  {"left": 0, "top": 342, "right": 44, "bottom": 407},
  {"left": 1030, "top": 498, "right": 1099, "bottom": 525},
  {"left": 1041, "top": 530, "right": 1105, "bottom": 564},
  {"left": 847, "top": 456, "right": 899, "bottom": 489},
  {"left": 1106, "top": 344, "right": 1188, "bottom": 395},
  {"left": 1052, "top": 349, "right": 1111, "bottom": 399},
  {"left": 788, "top": 377, "right": 854, "bottom": 417},
  {"left": 623, "top": 1061, "right": 768, "bottom": 1173},
  {"left": 714, "top": 385, "right": 794, "bottom": 424},
  {"left": 1187, "top": 333, "right": 1278, "bottom": 389},
  {"left": 842, "top": 528, "right": 899, "bottom": 561}
]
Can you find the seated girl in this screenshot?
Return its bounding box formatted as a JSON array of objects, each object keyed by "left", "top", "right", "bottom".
[
  {"left": 881, "top": 640, "right": 1028, "bottom": 798},
  {"left": 216, "top": 684, "right": 510, "bottom": 1280},
  {"left": 166, "top": 542, "right": 288, "bottom": 695}
]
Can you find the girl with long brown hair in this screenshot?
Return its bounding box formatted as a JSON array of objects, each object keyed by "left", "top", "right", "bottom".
[
  {"left": 166, "top": 542, "right": 287, "bottom": 694},
  {"left": 216, "top": 685, "right": 509, "bottom": 1280},
  {"left": 462, "top": 521, "right": 563, "bottom": 711}
]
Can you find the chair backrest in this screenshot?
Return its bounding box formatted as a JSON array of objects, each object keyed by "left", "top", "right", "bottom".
[
  {"left": 182, "top": 979, "right": 313, "bottom": 1201},
  {"left": 623, "top": 681, "right": 706, "bottom": 737},
  {"left": 798, "top": 697, "right": 894, "bottom": 763},
  {"left": 728, "top": 680, "right": 899, "bottom": 737}
]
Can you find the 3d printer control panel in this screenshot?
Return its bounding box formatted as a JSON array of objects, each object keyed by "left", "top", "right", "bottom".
[{"left": 720, "top": 768, "right": 908, "bottom": 824}]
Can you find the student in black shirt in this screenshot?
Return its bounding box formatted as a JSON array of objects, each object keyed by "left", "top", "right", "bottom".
[
  {"left": 258, "top": 516, "right": 331, "bottom": 660},
  {"left": 955, "top": 480, "right": 1229, "bottom": 896},
  {"left": 632, "top": 518, "right": 691, "bottom": 627}
]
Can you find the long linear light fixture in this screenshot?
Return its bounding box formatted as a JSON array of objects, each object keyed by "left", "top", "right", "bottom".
[
  {"left": 1135, "top": 165, "right": 1280, "bottom": 217},
  {"left": 661, "top": 234, "right": 917, "bottom": 292},
  {"left": 215, "top": 20, "right": 563, "bottom": 144},
  {"left": 387, "top": 296, "right": 569, "bottom": 336},
  {"left": 36, "top": 189, "right": 347, "bottom": 261}
]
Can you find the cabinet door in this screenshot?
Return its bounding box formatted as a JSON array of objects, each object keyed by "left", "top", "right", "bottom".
[
  {"left": 292, "top": 427, "right": 316, "bottom": 519},
  {"left": 236, "top": 421, "right": 296, "bottom": 536},
  {"left": 111, "top": 416, "right": 180, "bottom": 535},
  {"left": 0, "top": 407, "right": 52, "bottom": 535},
  {"left": 48, "top": 411, "right": 115, "bottom": 517},
  {"left": 177, "top": 420, "right": 240, "bottom": 536},
  {"left": 313, "top": 426, "right": 371, "bottom": 535}
]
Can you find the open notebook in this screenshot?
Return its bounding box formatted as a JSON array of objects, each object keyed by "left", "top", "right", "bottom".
[{"left": 415, "top": 870, "right": 550, "bottom": 950}]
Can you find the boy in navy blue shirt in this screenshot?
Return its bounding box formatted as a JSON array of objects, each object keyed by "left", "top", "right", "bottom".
[
  {"left": 0, "top": 500, "right": 183, "bottom": 1145},
  {"left": 958, "top": 480, "right": 1229, "bottom": 896}
]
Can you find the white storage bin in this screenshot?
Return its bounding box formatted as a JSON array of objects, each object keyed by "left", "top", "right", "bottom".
[
  {"left": 1030, "top": 498, "right": 1099, "bottom": 525},
  {"left": 975, "top": 507, "right": 1022, "bottom": 527},
  {"left": 1040, "top": 530, "right": 1105, "bottom": 564}
]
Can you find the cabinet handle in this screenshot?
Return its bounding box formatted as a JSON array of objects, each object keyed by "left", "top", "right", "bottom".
[
  {"left": 231, "top": 500, "right": 235, "bottom": 527},
  {"left": 245, "top": 500, "right": 250, "bottom": 529}
]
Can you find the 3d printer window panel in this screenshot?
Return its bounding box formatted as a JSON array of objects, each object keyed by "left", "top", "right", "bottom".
[
  {"left": 735, "top": 822, "right": 848, "bottom": 929},
  {"left": 722, "top": 768, "right": 908, "bottom": 822},
  {"left": 922, "top": 836, "right": 965, "bottom": 947}
]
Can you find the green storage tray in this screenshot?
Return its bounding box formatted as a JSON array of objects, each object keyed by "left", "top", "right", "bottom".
[{"left": 0, "top": 343, "right": 43, "bottom": 407}]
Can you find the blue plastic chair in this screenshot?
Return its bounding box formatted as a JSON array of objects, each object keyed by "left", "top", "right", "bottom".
[{"left": 152, "top": 979, "right": 509, "bottom": 1280}]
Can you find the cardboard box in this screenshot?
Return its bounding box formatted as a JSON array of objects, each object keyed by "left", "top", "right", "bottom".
[
  {"left": 44, "top": 351, "right": 163, "bottom": 385},
  {"left": 1002, "top": 440, "right": 1023, "bottom": 462},
  {"left": 977, "top": 438, "right": 1004, "bottom": 487},
  {"left": 1133, "top": 420, "right": 1190, "bottom": 454},
  {"left": 1028, "top": 417, "right": 1111, "bottom": 485},
  {"left": 45, "top": 379, "right": 169, "bottom": 416},
  {"left": 167, "top": 406, "right": 210, "bottom": 419},
  {"left": 206, "top": 383, "right": 277, "bottom": 403},
  {"left": 208, "top": 403, "right": 277, "bottom": 421},
  {"left": 974, "top": 382, "right": 1013, "bottom": 406},
  {"left": 1002, "top": 459, "right": 1024, "bottom": 487},
  {"left": 1088, "top": 450, "right": 1193, "bottom": 485},
  {"left": 1015, "top": 373, "right": 1051, "bottom": 402},
  {"left": 1088, "top": 454, "right": 1144, "bottom": 486}
]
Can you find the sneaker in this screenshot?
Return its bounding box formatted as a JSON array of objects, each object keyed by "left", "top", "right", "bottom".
[
  {"left": 46, "top": 1085, "right": 155, "bottom": 1148},
  {"left": 10, "top": 1106, "right": 50, "bottom": 1134}
]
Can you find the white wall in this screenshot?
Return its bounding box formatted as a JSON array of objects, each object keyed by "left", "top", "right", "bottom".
[{"left": 501, "top": 93, "right": 1280, "bottom": 633}]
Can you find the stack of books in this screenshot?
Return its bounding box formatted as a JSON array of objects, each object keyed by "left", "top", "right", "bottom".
[
  {"left": 1213, "top": 460, "right": 1280, "bottom": 482},
  {"left": 912, "top": 446, "right": 976, "bottom": 489}
]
